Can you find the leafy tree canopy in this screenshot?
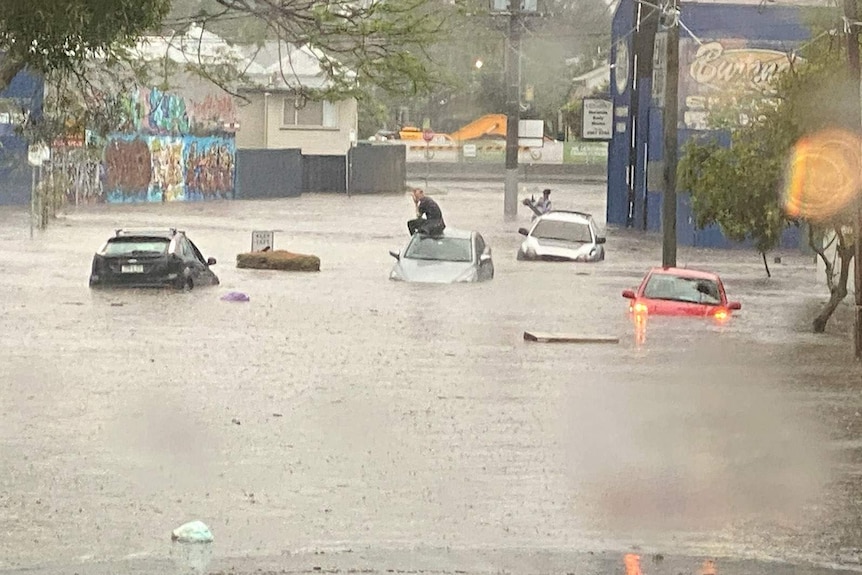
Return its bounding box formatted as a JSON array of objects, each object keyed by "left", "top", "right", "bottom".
[{"left": 0, "top": 0, "right": 171, "bottom": 91}]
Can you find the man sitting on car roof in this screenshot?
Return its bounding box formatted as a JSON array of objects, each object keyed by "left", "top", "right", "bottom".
[{"left": 407, "top": 188, "right": 446, "bottom": 236}]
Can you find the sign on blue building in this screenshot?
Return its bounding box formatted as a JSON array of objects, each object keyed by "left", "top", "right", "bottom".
[{"left": 607, "top": 0, "right": 817, "bottom": 249}]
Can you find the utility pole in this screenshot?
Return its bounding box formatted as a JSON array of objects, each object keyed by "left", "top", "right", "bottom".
[
  {"left": 661, "top": 0, "right": 680, "bottom": 268},
  {"left": 844, "top": 0, "right": 862, "bottom": 358},
  {"left": 503, "top": 1, "right": 522, "bottom": 220}
]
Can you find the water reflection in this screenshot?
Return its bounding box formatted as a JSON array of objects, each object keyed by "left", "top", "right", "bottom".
[
  {"left": 624, "top": 553, "right": 642, "bottom": 575},
  {"left": 169, "top": 541, "right": 213, "bottom": 574},
  {"left": 632, "top": 309, "right": 648, "bottom": 347},
  {"left": 624, "top": 554, "right": 718, "bottom": 575}
]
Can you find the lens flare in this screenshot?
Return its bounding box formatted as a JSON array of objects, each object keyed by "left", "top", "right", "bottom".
[{"left": 783, "top": 129, "right": 862, "bottom": 222}]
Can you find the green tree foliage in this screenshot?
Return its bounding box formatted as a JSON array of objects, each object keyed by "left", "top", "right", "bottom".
[
  {"left": 165, "top": 0, "right": 459, "bottom": 101},
  {"left": 169, "top": 0, "right": 610, "bottom": 136},
  {"left": 677, "top": 30, "right": 858, "bottom": 332},
  {"left": 0, "top": 0, "right": 171, "bottom": 92},
  {"left": 353, "top": 0, "right": 611, "bottom": 136}
]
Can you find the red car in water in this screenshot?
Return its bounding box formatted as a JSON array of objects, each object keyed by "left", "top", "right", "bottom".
[{"left": 622, "top": 267, "right": 741, "bottom": 320}]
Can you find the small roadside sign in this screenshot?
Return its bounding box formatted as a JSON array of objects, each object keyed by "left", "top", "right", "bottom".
[
  {"left": 27, "top": 144, "right": 49, "bottom": 167},
  {"left": 422, "top": 128, "right": 434, "bottom": 143},
  {"left": 582, "top": 98, "right": 613, "bottom": 141},
  {"left": 251, "top": 230, "right": 274, "bottom": 252}
]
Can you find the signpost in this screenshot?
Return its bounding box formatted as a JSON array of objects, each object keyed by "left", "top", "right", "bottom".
[
  {"left": 422, "top": 127, "right": 434, "bottom": 190},
  {"left": 518, "top": 119, "right": 545, "bottom": 148},
  {"left": 27, "top": 144, "right": 49, "bottom": 239},
  {"left": 251, "top": 230, "right": 275, "bottom": 252}
]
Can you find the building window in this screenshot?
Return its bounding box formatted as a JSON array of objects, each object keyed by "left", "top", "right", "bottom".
[{"left": 282, "top": 96, "right": 337, "bottom": 128}]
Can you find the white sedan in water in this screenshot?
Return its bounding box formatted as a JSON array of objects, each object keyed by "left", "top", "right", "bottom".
[
  {"left": 389, "top": 229, "right": 494, "bottom": 283},
  {"left": 517, "top": 210, "right": 606, "bottom": 262}
]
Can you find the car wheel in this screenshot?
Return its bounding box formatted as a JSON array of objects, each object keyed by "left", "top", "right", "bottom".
[{"left": 516, "top": 250, "right": 526, "bottom": 261}]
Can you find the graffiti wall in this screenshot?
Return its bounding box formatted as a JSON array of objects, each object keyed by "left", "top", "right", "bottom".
[
  {"left": 103, "top": 134, "right": 236, "bottom": 203},
  {"left": 102, "top": 87, "right": 237, "bottom": 203}
]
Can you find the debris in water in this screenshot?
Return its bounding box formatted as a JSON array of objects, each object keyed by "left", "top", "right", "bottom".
[
  {"left": 171, "top": 520, "right": 213, "bottom": 543},
  {"left": 221, "top": 291, "right": 250, "bottom": 302}
]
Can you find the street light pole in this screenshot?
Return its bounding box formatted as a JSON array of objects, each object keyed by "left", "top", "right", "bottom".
[
  {"left": 503, "top": 1, "right": 522, "bottom": 220},
  {"left": 661, "top": 0, "right": 680, "bottom": 268}
]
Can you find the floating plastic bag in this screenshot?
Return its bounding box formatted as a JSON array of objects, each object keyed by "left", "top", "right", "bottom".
[
  {"left": 220, "top": 291, "right": 250, "bottom": 302},
  {"left": 171, "top": 520, "right": 214, "bottom": 543}
]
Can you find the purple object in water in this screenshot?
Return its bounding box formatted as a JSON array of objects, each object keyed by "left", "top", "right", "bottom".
[{"left": 221, "top": 291, "right": 250, "bottom": 302}]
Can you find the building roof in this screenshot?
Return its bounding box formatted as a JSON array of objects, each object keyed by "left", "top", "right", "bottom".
[
  {"left": 132, "top": 24, "right": 354, "bottom": 91},
  {"left": 572, "top": 63, "right": 610, "bottom": 88}
]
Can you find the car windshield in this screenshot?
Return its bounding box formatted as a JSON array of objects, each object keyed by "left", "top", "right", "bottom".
[
  {"left": 532, "top": 219, "right": 593, "bottom": 243},
  {"left": 102, "top": 238, "right": 169, "bottom": 257},
  {"left": 643, "top": 274, "right": 722, "bottom": 305},
  {"left": 404, "top": 235, "right": 472, "bottom": 262}
]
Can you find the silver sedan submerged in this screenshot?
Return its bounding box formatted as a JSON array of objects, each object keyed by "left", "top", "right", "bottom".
[
  {"left": 389, "top": 229, "right": 495, "bottom": 283},
  {"left": 517, "top": 210, "right": 606, "bottom": 262}
]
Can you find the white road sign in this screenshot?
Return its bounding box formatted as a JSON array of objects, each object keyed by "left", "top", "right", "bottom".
[
  {"left": 582, "top": 98, "right": 613, "bottom": 141},
  {"left": 251, "top": 230, "right": 275, "bottom": 252}
]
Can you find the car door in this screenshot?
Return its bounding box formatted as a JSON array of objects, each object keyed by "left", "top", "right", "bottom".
[
  {"left": 179, "top": 236, "right": 206, "bottom": 284},
  {"left": 188, "top": 239, "right": 219, "bottom": 285},
  {"left": 475, "top": 233, "right": 494, "bottom": 280}
]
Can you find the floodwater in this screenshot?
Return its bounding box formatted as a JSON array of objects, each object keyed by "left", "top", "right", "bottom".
[{"left": 1, "top": 181, "right": 862, "bottom": 574}]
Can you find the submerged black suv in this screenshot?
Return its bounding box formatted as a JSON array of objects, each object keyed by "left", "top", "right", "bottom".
[{"left": 89, "top": 228, "right": 220, "bottom": 290}]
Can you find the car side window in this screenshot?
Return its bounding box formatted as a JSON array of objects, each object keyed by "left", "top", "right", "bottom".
[
  {"left": 180, "top": 238, "right": 195, "bottom": 261},
  {"left": 475, "top": 234, "right": 486, "bottom": 256},
  {"left": 188, "top": 240, "right": 206, "bottom": 264}
]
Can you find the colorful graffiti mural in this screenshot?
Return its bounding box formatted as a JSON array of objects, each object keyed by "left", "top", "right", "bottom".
[
  {"left": 103, "top": 135, "right": 236, "bottom": 203},
  {"left": 118, "top": 87, "right": 237, "bottom": 136},
  {"left": 102, "top": 86, "right": 237, "bottom": 203}
]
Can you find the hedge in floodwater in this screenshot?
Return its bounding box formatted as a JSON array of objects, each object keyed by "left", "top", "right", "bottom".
[{"left": 236, "top": 250, "right": 320, "bottom": 272}]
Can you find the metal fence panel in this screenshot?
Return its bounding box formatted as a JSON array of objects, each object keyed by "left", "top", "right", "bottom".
[
  {"left": 236, "top": 149, "right": 302, "bottom": 199},
  {"left": 303, "top": 155, "right": 346, "bottom": 193},
  {"left": 348, "top": 144, "right": 406, "bottom": 194}
]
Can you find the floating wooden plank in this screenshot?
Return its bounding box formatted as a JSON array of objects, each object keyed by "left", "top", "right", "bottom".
[{"left": 523, "top": 331, "right": 620, "bottom": 344}]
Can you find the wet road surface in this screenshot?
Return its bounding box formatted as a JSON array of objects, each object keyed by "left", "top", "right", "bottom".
[{"left": 1, "top": 181, "right": 862, "bottom": 574}]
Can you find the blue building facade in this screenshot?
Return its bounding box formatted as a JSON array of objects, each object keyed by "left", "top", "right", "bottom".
[
  {"left": 607, "top": 0, "right": 815, "bottom": 248},
  {"left": 0, "top": 66, "right": 44, "bottom": 205}
]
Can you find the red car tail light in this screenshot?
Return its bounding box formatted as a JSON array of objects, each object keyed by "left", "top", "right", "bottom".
[{"left": 632, "top": 301, "right": 648, "bottom": 314}]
